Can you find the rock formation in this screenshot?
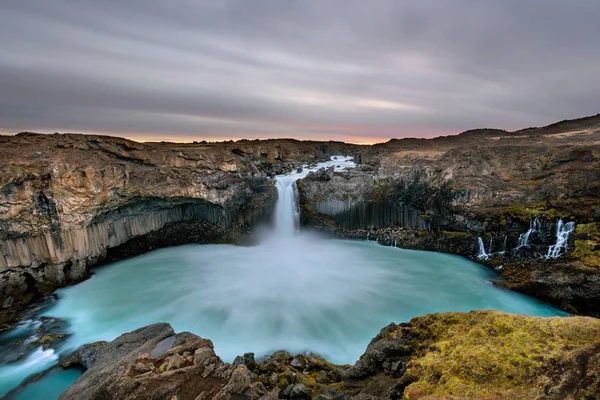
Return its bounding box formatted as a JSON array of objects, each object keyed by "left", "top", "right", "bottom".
[
  {"left": 0, "top": 133, "right": 357, "bottom": 321},
  {"left": 297, "top": 115, "right": 600, "bottom": 315},
  {"left": 31, "top": 311, "right": 596, "bottom": 399}
]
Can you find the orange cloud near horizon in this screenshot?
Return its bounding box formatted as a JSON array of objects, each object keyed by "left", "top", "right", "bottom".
[{"left": 1, "top": 124, "right": 458, "bottom": 145}]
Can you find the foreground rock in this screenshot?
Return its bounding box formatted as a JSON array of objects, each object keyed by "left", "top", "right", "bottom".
[
  {"left": 54, "top": 311, "right": 600, "bottom": 399},
  {"left": 298, "top": 115, "right": 600, "bottom": 315}
]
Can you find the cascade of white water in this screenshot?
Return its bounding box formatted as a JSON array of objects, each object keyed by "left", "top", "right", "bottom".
[
  {"left": 273, "top": 176, "right": 301, "bottom": 236},
  {"left": 546, "top": 219, "right": 576, "bottom": 259},
  {"left": 477, "top": 237, "right": 490, "bottom": 260},
  {"left": 271, "top": 156, "right": 356, "bottom": 238},
  {"left": 517, "top": 216, "right": 541, "bottom": 249}
]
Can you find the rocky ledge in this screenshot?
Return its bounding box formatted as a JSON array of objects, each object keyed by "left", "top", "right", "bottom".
[
  {"left": 0, "top": 133, "right": 358, "bottom": 323},
  {"left": 297, "top": 115, "right": 600, "bottom": 316},
  {"left": 6, "top": 310, "right": 595, "bottom": 399}
]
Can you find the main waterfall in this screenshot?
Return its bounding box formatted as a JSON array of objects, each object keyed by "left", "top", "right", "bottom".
[{"left": 271, "top": 156, "right": 356, "bottom": 237}]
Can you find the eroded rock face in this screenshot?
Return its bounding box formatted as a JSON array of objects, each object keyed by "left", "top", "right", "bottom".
[
  {"left": 297, "top": 115, "right": 600, "bottom": 315},
  {"left": 0, "top": 133, "right": 358, "bottom": 318},
  {"left": 53, "top": 311, "right": 600, "bottom": 399}
]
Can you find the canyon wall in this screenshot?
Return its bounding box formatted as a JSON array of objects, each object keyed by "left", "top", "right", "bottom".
[
  {"left": 0, "top": 132, "right": 358, "bottom": 315},
  {"left": 298, "top": 115, "right": 600, "bottom": 315}
]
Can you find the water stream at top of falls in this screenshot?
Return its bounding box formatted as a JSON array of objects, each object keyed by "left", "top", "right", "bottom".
[{"left": 0, "top": 156, "right": 567, "bottom": 398}]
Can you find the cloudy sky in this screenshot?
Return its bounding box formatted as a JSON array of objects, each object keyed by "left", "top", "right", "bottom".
[{"left": 0, "top": 1, "right": 599, "bottom": 143}]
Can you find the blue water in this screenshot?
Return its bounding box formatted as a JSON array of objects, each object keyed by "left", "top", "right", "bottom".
[
  {"left": 0, "top": 236, "right": 566, "bottom": 398},
  {"left": 9, "top": 368, "right": 83, "bottom": 400}
]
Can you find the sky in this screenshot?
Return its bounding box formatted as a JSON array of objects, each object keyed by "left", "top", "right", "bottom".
[{"left": 0, "top": 1, "right": 599, "bottom": 144}]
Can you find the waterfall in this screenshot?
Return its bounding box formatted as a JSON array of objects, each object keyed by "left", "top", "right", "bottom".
[
  {"left": 271, "top": 156, "right": 356, "bottom": 238},
  {"left": 516, "top": 216, "right": 541, "bottom": 249},
  {"left": 477, "top": 237, "right": 490, "bottom": 260},
  {"left": 273, "top": 176, "right": 301, "bottom": 236},
  {"left": 546, "top": 219, "right": 575, "bottom": 259}
]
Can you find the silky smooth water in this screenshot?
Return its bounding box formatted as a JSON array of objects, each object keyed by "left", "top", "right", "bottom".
[
  {"left": 10, "top": 368, "right": 83, "bottom": 400},
  {"left": 39, "top": 239, "right": 564, "bottom": 367},
  {"left": 0, "top": 156, "right": 567, "bottom": 397}
]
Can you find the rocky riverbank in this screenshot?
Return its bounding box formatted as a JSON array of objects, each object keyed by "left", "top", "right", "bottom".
[
  {"left": 298, "top": 115, "right": 600, "bottom": 316},
  {"left": 6, "top": 310, "right": 597, "bottom": 399},
  {"left": 0, "top": 133, "right": 359, "bottom": 324}
]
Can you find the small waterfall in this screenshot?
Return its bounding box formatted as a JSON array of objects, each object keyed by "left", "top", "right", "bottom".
[
  {"left": 393, "top": 239, "right": 397, "bottom": 248},
  {"left": 516, "top": 216, "right": 541, "bottom": 249},
  {"left": 546, "top": 219, "right": 576, "bottom": 259},
  {"left": 477, "top": 237, "right": 490, "bottom": 260}
]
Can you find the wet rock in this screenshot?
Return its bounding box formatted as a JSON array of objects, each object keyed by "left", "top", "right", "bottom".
[
  {"left": 305, "top": 166, "right": 335, "bottom": 182},
  {"left": 316, "top": 370, "right": 328, "bottom": 383},
  {"left": 233, "top": 352, "right": 257, "bottom": 371},
  {"left": 3, "top": 297, "right": 14, "bottom": 308},
  {"left": 290, "top": 384, "right": 312, "bottom": 400},
  {"left": 344, "top": 322, "right": 411, "bottom": 380},
  {"left": 37, "top": 333, "right": 67, "bottom": 347},
  {"left": 218, "top": 365, "right": 252, "bottom": 395},
  {"left": 279, "top": 384, "right": 294, "bottom": 399},
  {"left": 290, "top": 355, "right": 306, "bottom": 369}
]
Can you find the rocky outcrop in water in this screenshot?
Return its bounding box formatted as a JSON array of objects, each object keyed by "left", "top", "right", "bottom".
[
  {"left": 44, "top": 311, "right": 600, "bottom": 399},
  {"left": 298, "top": 115, "right": 600, "bottom": 315},
  {"left": 0, "top": 133, "right": 358, "bottom": 321}
]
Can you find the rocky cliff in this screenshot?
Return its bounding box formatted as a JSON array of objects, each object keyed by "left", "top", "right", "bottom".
[
  {"left": 298, "top": 115, "right": 600, "bottom": 315},
  {"left": 0, "top": 133, "right": 358, "bottom": 319},
  {"left": 8, "top": 311, "right": 596, "bottom": 399}
]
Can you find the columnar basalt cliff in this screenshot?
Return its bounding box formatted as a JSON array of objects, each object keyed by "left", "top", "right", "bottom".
[
  {"left": 0, "top": 133, "right": 359, "bottom": 319},
  {"left": 298, "top": 115, "right": 600, "bottom": 315}
]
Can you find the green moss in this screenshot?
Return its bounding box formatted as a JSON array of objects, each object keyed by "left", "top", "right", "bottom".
[
  {"left": 4, "top": 164, "right": 39, "bottom": 175},
  {"left": 402, "top": 311, "right": 600, "bottom": 399},
  {"left": 369, "top": 178, "right": 391, "bottom": 202},
  {"left": 572, "top": 223, "right": 600, "bottom": 269},
  {"left": 502, "top": 202, "right": 564, "bottom": 223},
  {"left": 37, "top": 333, "right": 66, "bottom": 345}
]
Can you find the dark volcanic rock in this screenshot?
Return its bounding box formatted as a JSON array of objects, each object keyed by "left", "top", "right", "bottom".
[{"left": 305, "top": 166, "right": 335, "bottom": 182}]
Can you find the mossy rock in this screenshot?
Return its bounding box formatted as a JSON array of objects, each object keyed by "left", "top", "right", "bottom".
[
  {"left": 401, "top": 311, "right": 600, "bottom": 399},
  {"left": 573, "top": 223, "right": 600, "bottom": 269}
]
